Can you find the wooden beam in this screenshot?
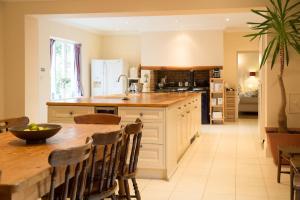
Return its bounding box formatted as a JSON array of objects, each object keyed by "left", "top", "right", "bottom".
[{"left": 140, "top": 66, "right": 223, "bottom": 71}]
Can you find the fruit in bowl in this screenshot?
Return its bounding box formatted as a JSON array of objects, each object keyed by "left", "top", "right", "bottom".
[
  {"left": 10, "top": 123, "right": 62, "bottom": 144},
  {"left": 24, "top": 123, "right": 50, "bottom": 131}
]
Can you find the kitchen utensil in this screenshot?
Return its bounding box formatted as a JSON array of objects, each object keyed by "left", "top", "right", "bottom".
[
  {"left": 184, "top": 81, "right": 189, "bottom": 87},
  {"left": 178, "top": 82, "right": 183, "bottom": 87}
]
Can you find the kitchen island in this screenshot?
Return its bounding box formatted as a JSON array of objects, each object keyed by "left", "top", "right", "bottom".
[{"left": 47, "top": 92, "right": 201, "bottom": 180}]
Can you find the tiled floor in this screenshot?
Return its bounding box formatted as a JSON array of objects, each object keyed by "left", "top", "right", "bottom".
[{"left": 134, "top": 119, "right": 290, "bottom": 200}]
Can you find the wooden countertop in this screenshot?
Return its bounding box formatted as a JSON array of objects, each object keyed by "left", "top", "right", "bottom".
[
  {"left": 47, "top": 92, "right": 201, "bottom": 107},
  {"left": 0, "top": 124, "right": 120, "bottom": 197}
]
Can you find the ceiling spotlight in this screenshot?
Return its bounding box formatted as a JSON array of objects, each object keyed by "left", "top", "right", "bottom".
[{"left": 226, "top": 18, "right": 230, "bottom": 22}]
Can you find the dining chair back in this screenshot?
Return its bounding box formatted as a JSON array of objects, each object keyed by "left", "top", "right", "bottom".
[
  {"left": 0, "top": 116, "right": 29, "bottom": 132},
  {"left": 118, "top": 118, "right": 143, "bottom": 200},
  {"left": 47, "top": 137, "right": 92, "bottom": 200},
  {"left": 87, "top": 130, "right": 123, "bottom": 200},
  {"left": 74, "top": 114, "right": 121, "bottom": 125}
]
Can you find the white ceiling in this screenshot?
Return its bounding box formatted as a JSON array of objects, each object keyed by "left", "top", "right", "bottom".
[{"left": 50, "top": 12, "right": 262, "bottom": 35}]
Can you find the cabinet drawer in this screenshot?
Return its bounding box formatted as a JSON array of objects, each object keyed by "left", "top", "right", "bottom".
[
  {"left": 138, "top": 144, "right": 164, "bottom": 169},
  {"left": 119, "top": 107, "right": 164, "bottom": 122},
  {"left": 121, "top": 121, "right": 164, "bottom": 144},
  {"left": 48, "top": 106, "right": 94, "bottom": 123}
]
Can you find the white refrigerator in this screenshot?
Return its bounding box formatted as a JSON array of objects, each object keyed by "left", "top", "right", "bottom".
[{"left": 91, "top": 59, "right": 129, "bottom": 96}]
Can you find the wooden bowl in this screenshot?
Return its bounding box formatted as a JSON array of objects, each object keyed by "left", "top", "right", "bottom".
[{"left": 10, "top": 124, "right": 62, "bottom": 144}]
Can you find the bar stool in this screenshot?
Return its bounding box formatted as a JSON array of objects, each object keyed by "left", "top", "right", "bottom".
[
  {"left": 118, "top": 118, "right": 143, "bottom": 200},
  {"left": 86, "top": 130, "right": 123, "bottom": 200},
  {"left": 47, "top": 137, "right": 92, "bottom": 200},
  {"left": 74, "top": 114, "right": 121, "bottom": 125}
]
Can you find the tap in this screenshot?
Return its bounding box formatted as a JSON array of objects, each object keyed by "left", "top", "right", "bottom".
[{"left": 117, "top": 74, "right": 129, "bottom": 100}]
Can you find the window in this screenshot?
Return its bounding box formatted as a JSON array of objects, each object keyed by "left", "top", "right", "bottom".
[{"left": 50, "top": 39, "right": 82, "bottom": 100}]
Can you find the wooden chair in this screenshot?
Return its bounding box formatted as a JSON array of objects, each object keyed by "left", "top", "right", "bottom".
[
  {"left": 277, "top": 146, "right": 300, "bottom": 183},
  {"left": 47, "top": 137, "right": 92, "bottom": 200},
  {"left": 0, "top": 116, "right": 29, "bottom": 132},
  {"left": 118, "top": 118, "right": 143, "bottom": 200},
  {"left": 86, "top": 130, "right": 123, "bottom": 200},
  {"left": 74, "top": 114, "right": 121, "bottom": 125},
  {"left": 293, "top": 174, "right": 300, "bottom": 200}
]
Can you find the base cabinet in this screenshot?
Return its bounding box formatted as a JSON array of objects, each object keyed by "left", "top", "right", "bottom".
[
  {"left": 48, "top": 106, "right": 94, "bottom": 123},
  {"left": 48, "top": 94, "right": 201, "bottom": 180},
  {"left": 119, "top": 94, "right": 201, "bottom": 180}
]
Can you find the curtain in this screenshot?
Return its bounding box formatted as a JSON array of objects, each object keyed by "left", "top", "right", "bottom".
[
  {"left": 50, "top": 39, "right": 56, "bottom": 66},
  {"left": 50, "top": 39, "right": 56, "bottom": 100},
  {"left": 74, "top": 43, "right": 84, "bottom": 96}
]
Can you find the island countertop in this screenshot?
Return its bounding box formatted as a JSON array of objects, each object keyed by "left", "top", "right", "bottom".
[{"left": 47, "top": 92, "right": 201, "bottom": 107}]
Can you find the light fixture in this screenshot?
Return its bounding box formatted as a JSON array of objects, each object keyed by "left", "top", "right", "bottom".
[
  {"left": 249, "top": 72, "right": 256, "bottom": 77},
  {"left": 226, "top": 18, "right": 230, "bottom": 22}
]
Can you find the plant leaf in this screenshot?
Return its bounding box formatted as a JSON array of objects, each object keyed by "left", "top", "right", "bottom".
[{"left": 260, "top": 38, "right": 276, "bottom": 68}]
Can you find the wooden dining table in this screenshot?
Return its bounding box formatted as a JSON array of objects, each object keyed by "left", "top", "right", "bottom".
[{"left": 0, "top": 124, "right": 120, "bottom": 200}]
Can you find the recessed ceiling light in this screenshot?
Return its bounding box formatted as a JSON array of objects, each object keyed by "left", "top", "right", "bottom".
[
  {"left": 175, "top": 19, "right": 179, "bottom": 23},
  {"left": 226, "top": 18, "right": 230, "bottom": 22}
]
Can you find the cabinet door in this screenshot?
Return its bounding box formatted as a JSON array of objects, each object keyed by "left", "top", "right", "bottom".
[
  {"left": 182, "top": 109, "right": 189, "bottom": 153},
  {"left": 176, "top": 110, "right": 184, "bottom": 161}
]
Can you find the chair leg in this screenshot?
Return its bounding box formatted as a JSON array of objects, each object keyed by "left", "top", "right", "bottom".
[
  {"left": 132, "top": 178, "right": 141, "bottom": 200},
  {"left": 296, "top": 189, "right": 300, "bottom": 200},
  {"left": 111, "top": 193, "right": 117, "bottom": 200},
  {"left": 124, "top": 179, "right": 131, "bottom": 200},
  {"left": 277, "top": 150, "right": 282, "bottom": 183},
  {"left": 291, "top": 165, "right": 295, "bottom": 200}
]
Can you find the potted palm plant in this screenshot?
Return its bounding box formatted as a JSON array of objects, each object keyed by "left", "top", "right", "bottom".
[{"left": 246, "top": 0, "right": 300, "bottom": 164}]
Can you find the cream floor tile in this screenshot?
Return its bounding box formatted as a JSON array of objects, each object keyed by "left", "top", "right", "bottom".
[
  {"left": 137, "top": 119, "right": 290, "bottom": 200},
  {"left": 236, "top": 185, "right": 268, "bottom": 198},
  {"left": 202, "top": 193, "right": 236, "bottom": 200}
]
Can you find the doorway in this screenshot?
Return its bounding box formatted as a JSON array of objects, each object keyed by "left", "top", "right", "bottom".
[{"left": 237, "top": 51, "right": 260, "bottom": 119}]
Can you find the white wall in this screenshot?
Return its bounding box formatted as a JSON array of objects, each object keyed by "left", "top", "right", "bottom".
[
  {"left": 101, "top": 35, "right": 141, "bottom": 68},
  {"left": 141, "top": 31, "right": 223, "bottom": 67},
  {"left": 0, "top": 3, "right": 4, "bottom": 119},
  {"left": 25, "top": 17, "right": 102, "bottom": 123}
]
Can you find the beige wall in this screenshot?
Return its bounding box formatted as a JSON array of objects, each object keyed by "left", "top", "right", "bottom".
[
  {"left": 101, "top": 35, "right": 141, "bottom": 68},
  {"left": 0, "top": 3, "right": 4, "bottom": 118},
  {"left": 265, "top": 48, "right": 300, "bottom": 128},
  {"left": 2, "top": 0, "right": 267, "bottom": 118},
  {"left": 141, "top": 31, "right": 223, "bottom": 67},
  {"left": 223, "top": 31, "right": 259, "bottom": 89},
  {"left": 25, "top": 17, "right": 102, "bottom": 122}
]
